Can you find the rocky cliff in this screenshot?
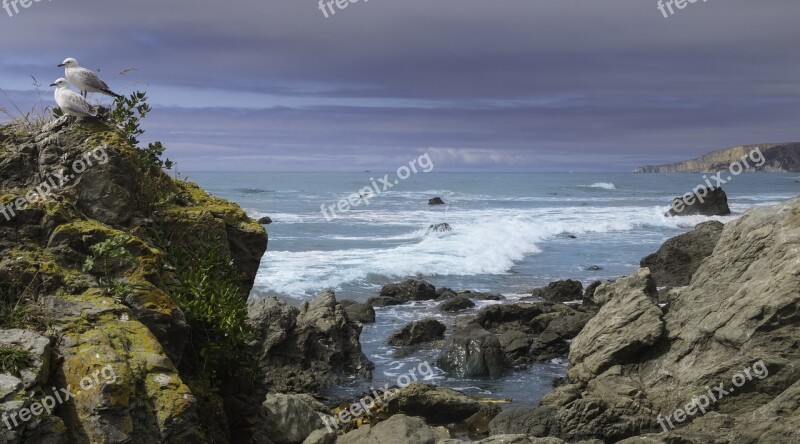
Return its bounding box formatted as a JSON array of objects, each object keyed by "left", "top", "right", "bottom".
[
  {"left": 0, "top": 116, "right": 271, "bottom": 443},
  {"left": 634, "top": 142, "right": 800, "bottom": 173},
  {"left": 489, "top": 198, "right": 800, "bottom": 443}
]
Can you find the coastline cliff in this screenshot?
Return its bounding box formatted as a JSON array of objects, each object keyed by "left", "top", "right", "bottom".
[{"left": 634, "top": 142, "right": 800, "bottom": 173}]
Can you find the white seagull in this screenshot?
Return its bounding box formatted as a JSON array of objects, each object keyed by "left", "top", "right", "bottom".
[
  {"left": 51, "top": 78, "right": 98, "bottom": 118},
  {"left": 58, "top": 58, "right": 122, "bottom": 99}
]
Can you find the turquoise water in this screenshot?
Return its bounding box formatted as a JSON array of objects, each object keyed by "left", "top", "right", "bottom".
[{"left": 190, "top": 172, "right": 799, "bottom": 405}]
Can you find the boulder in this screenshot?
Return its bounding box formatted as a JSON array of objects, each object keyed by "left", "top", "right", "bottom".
[
  {"left": 388, "top": 319, "right": 446, "bottom": 346},
  {"left": 340, "top": 300, "right": 376, "bottom": 324},
  {"left": 258, "top": 216, "right": 273, "bottom": 225},
  {"left": 438, "top": 297, "right": 475, "bottom": 312},
  {"left": 436, "top": 322, "right": 510, "bottom": 378},
  {"left": 666, "top": 186, "right": 731, "bottom": 217},
  {"left": 248, "top": 289, "right": 374, "bottom": 393},
  {"left": 428, "top": 197, "right": 446, "bottom": 206},
  {"left": 435, "top": 288, "right": 458, "bottom": 300},
  {"left": 386, "top": 382, "right": 500, "bottom": 425},
  {"left": 464, "top": 291, "right": 505, "bottom": 301},
  {"left": 376, "top": 279, "right": 438, "bottom": 305},
  {"left": 568, "top": 268, "right": 663, "bottom": 382},
  {"left": 260, "top": 393, "right": 333, "bottom": 444},
  {"left": 336, "top": 414, "right": 447, "bottom": 443},
  {"left": 640, "top": 221, "right": 724, "bottom": 286},
  {"left": 529, "top": 280, "right": 584, "bottom": 303}
]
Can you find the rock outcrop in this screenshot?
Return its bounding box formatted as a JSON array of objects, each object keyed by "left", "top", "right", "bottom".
[
  {"left": 666, "top": 186, "right": 731, "bottom": 217},
  {"left": 248, "top": 289, "right": 374, "bottom": 393},
  {"left": 0, "top": 117, "right": 269, "bottom": 443},
  {"left": 490, "top": 199, "right": 800, "bottom": 443},
  {"left": 368, "top": 279, "right": 438, "bottom": 307},
  {"left": 640, "top": 220, "right": 724, "bottom": 286},
  {"left": 437, "top": 321, "right": 511, "bottom": 378},
  {"left": 438, "top": 296, "right": 475, "bottom": 312}
]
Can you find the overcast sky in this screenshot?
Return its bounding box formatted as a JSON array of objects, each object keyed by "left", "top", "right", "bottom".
[{"left": 1, "top": 0, "right": 798, "bottom": 171}]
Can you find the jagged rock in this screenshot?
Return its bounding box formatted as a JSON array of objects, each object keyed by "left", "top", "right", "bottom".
[
  {"left": 388, "top": 319, "right": 446, "bottom": 346},
  {"left": 340, "top": 300, "right": 376, "bottom": 324},
  {"left": 666, "top": 187, "right": 731, "bottom": 217},
  {"left": 474, "top": 302, "right": 593, "bottom": 364},
  {"left": 640, "top": 221, "right": 724, "bottom": 286},
  {"left": 260, "top": 393, "right": 333, "bottom": 444},
  {"left": 438, "top": 297, "right": 475, "bottom": 312},
  {"left": 248, "top": 289, "right": 374, "bottom": 393},
  {"left": 583, "top": 281, "right": 602, "bottom": 301},
  {"left": 568, "top": 268, "right": 663, "bottom": 382},
  {"left": 428, "top": 197, "right": 446, "bottom": 206},
  {"left": 436, "top": 322, "right": 510, "bottom": 378},
  {"left": 258, "top": 216, "right": 273, "bottom": 224},
  {"left": 0, "top": 119, "right": 269, "bottom": 443},
  {"left": 500, "top": 199, "right": 800, "bottom": 442},
  {"left": 529, "top": 280, "right": 584, "bottom": 303},
  {"left": 336, "top": 414, "right": 447, "bottom": 443}
]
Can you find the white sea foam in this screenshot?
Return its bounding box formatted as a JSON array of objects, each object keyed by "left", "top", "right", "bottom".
[
  {"left": 254, "top": 205, "right": 736, "bottom": 296},
  {"left": 585, "top": 182, "right": 616, "bottom": 190}
]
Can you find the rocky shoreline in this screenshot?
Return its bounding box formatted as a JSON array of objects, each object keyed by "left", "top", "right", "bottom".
[{"left": 1, "top": 115, "right": 799, "bottom": 443}]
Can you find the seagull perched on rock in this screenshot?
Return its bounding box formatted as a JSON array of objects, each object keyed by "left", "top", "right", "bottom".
[
  {"left": 58, "top": 58, "right": 122, "bottom": 99},
  {"left": 51, "top": 78, "right": 98, "bottom": 118}
]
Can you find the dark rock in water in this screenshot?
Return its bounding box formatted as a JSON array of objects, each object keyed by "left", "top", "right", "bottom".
[
  {"left": 641, "top": 220, "right": 724, "bottom": 287},
  {"left": 529, "top": 280, "right": 584, "bottom": 303},
  {"left": 380, "top": 279, "right": 438, "bottom": 302},
  {"left": 585, "top": 265, "right": 602, "bottom": 271},
  {"left": 366, "top": 296, "right": 406, "bottom": 308},
  {"left": 388, "top": 318, "right": 446, "bottom": 346},
  {"left": 340, "top": 299, "right": 376, "bottom": 324},
  {"left": 436, "top": 287, "right": 458, "bottom": 300},
  {"left": 474, "top": 302, "right": 594, "bottom": 363},
  {"left": 428, "top": 197, "right": 446, "bottom": 205},
  {"left": 388, "top": 382, "right": 501, "bottom": 425},
  {"left": 666, "top": 186, "right": 731, "bottom": 216},
  {"left": 438, "top": 296, "right": 476, "bottom": 312},
  {"left": 257, "top": 216, "right": 272, "bottom": 225},
  {"left": 437, "top": 322, "right": 511, "bottom": 378},
  {"left": 247, "top": 289, "right": 374, "bottom": 393},
  {"left": 462, "top": 291, "right": 505, "bottom": 301},
  {"left": 428, "top": 223, "right": 452, "bottom": 232}
]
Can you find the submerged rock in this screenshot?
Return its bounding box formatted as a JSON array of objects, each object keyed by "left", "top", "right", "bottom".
[
  {"left": 428, "top": 222, "right": 452, "bottom": 232},
  {"left": 368, "top": 279, "right": 438, "bottom": 307},
  {"left": 258, "top": 216, "right": 273, "bottom": 224},
  {"left": 428, "top": 197, "right": 446, "bottom": 205}
]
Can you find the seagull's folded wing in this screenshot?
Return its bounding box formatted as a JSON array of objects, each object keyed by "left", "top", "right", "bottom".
[
  {"left": 62, "top": 92, "right": 97, "bottom": 116},
  {"left": 77, "top": 67, "right": 112, "bottom": 91}
]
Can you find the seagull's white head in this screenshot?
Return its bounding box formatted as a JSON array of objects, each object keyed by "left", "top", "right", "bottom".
[
  {"left": 50, "top": 78, "right": 70, "bottom": 89},
  {"left": 58, "top": 58, "right": 78, "bottom": 68}
]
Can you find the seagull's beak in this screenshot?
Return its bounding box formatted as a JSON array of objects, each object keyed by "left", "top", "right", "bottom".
[
  {"left": 49, "top": 83, "right": 57, "bottom": 87},
  {"left": 57, "top": 63, "right": 65, "bottom": 67}
]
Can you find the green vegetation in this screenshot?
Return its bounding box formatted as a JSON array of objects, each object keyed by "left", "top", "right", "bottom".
[
  {"left": 110, "top": 91, "right": 173, "bottom": 171},
  {"left": 0, "top": 345, "right": 34, "bottom": 376},
  {"left": 0, "top": 279, "right": 50, "bottom": 332},
  {"left": 161, "top": 233, "right": 257, "bottom": 383},
  {"left": 83, "top": 234, "right": 138, "bottom": 295}
]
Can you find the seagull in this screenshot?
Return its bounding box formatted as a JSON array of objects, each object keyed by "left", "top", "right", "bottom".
[
  {"left": 51, "top": 78, "right": 98, "bottom": 118},
  {"left": 58, "top": 58, "right": 122, "bottom": 99}
]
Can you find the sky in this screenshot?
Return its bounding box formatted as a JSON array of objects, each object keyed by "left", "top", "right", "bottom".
[{"left": 1, "top": 0, "right": 799, "bottom": 172}]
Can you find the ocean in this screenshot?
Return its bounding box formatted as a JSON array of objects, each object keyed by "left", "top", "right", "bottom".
[{"left": 190, "top": 172, "right": 799, "bottom": 405}]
